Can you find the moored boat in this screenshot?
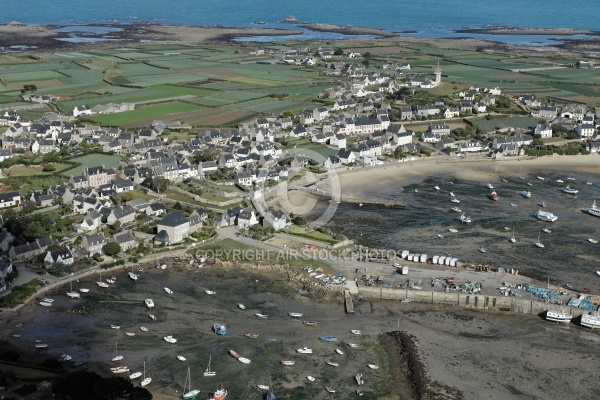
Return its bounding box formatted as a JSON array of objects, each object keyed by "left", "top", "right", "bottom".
[
  {"left": 229, "top": 350, "right": 239, "bottom": 358},
  {"left": 205, "top": 289, "right": 216, "bottom": 295},
  {"left": 39, "top": 301, "right": 52, "bottom": 307},
  {"left": 307, "top": 375, "right": 316, "bottom": 382},
  {"left": 182, "top": 366, "right": 200, "bottom": 399},
  {"left": 281, "top": 360, "right": 295, "bottom": 366},
  {"left": 110, "top": 366, "right": 129, "bottom": 374},
  {"left": 163, "top": 335, "right": 177, "bottom": 343},
  {"left": 144, "top": 299, "right": 154, "bottom": 308},
  {"left": 257, "top": 384, "right": 269, "bottom": 391},
  {"left": 288, "top": 312, "right": 303, "bottom": 318},
  {"left": 335, "top": 348, "right": 344, "bottom": 355},
  {"left": 35, "top": 343, "right": 48, "bottom": 348},
  {"left": 534, "top": 209, "right": 558, "bottom": 222},
  {"left": 355, "top": 373, "right": 364, "bottom": 385},
  {"left": 562, "top": 185, "right": 578, "bottom": 194},
  {"left": 139, "top": 326, "right": 148, "bottom": 332},
  {"left": 207, "top": 387, "right": 227, "bottom": 400},
  {"left": 488, "top": 191, "right": 499, "bottom": 201},
  {"left": 325, "top": 387, "right": 336, "bottom": 393},
  {"left": 110, "top": 324, "right": 120, "bottom": 329},
  {"left": 213, "top": 323, "right": 227, "bottom": 335},
  {"left": 486, "top": 183, "right": 494, "bottom": 189},
  {"left": 325, "top": 360, "right": 339, "bottom": 367},
  {"left": 79, "top": 288, "right": 89, "bottom": 293},
  {"left": 459, "top": 213, "right": 471, "bottom": 224},
  {"left": 587, "top": 200, "right": 600, "bottom": 217},
  {"left": 244, "top": 332, "right": 259, "bottom": 339},
  {"left": 129, "top": 371, "right": 142, "bottom": 380},
  {"left": 237, "top": 303, "right": 245, "bottom": 310},
  {"left": 255, "top": 313, "right": 268, "bottom": 319},
  {"left": 125, "top": 332, "right": 135, "bottom": 336},
  {"left": 164, "top": 287, "right": 173, "bottom": 294},
  {"left": 520, "top": 190, "right": 531, "bottom": 198},
  {"left": 128, "top": 272, "right": 138, "bottom": 281},
  {"left": 589, "top": 238, "right": 598, "bottom": 244},
  {"left": 302, "top": 320, "right": 317, "bottom": 327},
  {"left": 238, "top": 357, "right": 251, "bottom": 364},
  {"left": 367, "top": 364, "right": 379, "bottom": 370},
  {"left": 451, "top": 206, "right": 462, "bottom": 213},
  {"left": 350, "top": 329, "right": 362, "bottom": 335},
  {"left": 319, "top": 336, "right": 337, "bottom": 342},
  {"left": 546, "top": 309, "right": 572, "bottom": 323},
  {"left": 580, "top": 313, "right": 600, "bottom": 329},
  {"left": 177, "top": 355, "right": 187, "bottom": 361},
  {"left": 297, "top": 346, "right": 313, "bottom": 354}
]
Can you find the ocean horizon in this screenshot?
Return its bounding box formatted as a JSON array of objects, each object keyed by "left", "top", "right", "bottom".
[{"left": 3, "top": 0, "right": 600, "bottom": 45}]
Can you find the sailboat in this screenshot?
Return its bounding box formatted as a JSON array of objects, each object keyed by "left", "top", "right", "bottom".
[
  {"left": 509, "top": 228, "right": 516, "bottom": 243},
  {"left": 111, "top": 342, "right": 123, "bottom": 362},
  {"left": 535, "top": 230, "right": 544, "bottom": 248},
  {"left": 66, "top": 274, "right": 80, "bottom": 298},
  {"left": 128, "top": 266, "right": 138, "bottom": 281},
  {"left": 204, "top": 355, "right": 216, "bottom": 377},
  {"left": 586, "top": 176, "right": 593, "bottom": 186},
  {"left": 182, "top": 366, "right": 201, "bottom": 399},
  {"left": 140, "top": 361, "right": 151, "bottom": 387},
  {"left": 97, "top": 270, "right": 109, "bottom": 288}
]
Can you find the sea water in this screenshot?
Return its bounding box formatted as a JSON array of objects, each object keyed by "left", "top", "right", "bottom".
[{"left": 3, "top": 0, "right": 600, "bottom": 45}]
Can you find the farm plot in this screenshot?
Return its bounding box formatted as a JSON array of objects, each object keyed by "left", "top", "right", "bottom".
[
  {"left": 88, "top": 102, "right": 203, "bottom": 127},
  {"left": 188, "top": 109, "right": 256, "bottom": 126},
  {"left": 62, "top": 153, "right": 122, "bottom": 177},
  {"left": 0, "top": 70, "right": 66, "bottom": 83}
]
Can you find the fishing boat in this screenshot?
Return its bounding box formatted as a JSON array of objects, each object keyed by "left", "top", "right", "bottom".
[
  {"left": 111, "top": 366, "right": 129, "bottom": 374},
  {"left": 350, "top": 329, "right": 362, "bottom": 335},
  {"left": 288, "top": 312, "right": 303, "bottom": 318},
  {"left": 238, "top": 357, "right": 251, "bottom": 364},
  {"left": 281, "top": 360, "right": 295, "bottom": 366},
  {"left": 229, "top": 350, "right": 240, "bottom": 358},
  {"left": 204, "top": 355, "right": 216, "bottom": 376},
  {"left": 335, "top": 349, "right": 344, "bottom": 355},
  {"left": 459, "top": 213, "right": 471, "bottom": 224},
  {"left": 79, "top": 288, "right": 89, "bottom": 293},
  {"left": 542, "top": 227, "right": 552, "bottom": 234},
  {"left": 237, "top": 303, "right": 245, "bottom": 310},
  {"left": 255, "top": 313, "right": 268, "bottom": 319},
  {"left": 367, "top": 364, "right": 380, "bottom": 370},
  {"left": 325, "top": 360, "right": 339, "bottom": 367},
  {"left": 488, "top": 191, "right": 499, "bottom": 201},
  {"left": 66, "top": 275, "right": 80, "bottom": 299},
  {"left": 244, "top": 332, "right": 259, "bottom": 339},
  {"left": 205, "top": 290, "right": 216, "bottom": 295},
  {"left": 534, "top": 209, "right": 558, "bottom": 222},
  {"left": 303, "top": 320, "right": 317, "bottom": 327},
  {"left": 325, "top": 387, "right": 336, "bottom": 393},
  {"left": 297, "top": 346, "right": 313, "bottom": 354},
  {"left": 129, "top": 371, "right": 142, "bottom": 380},
  {"left": 182, "top": 366, "right": 200, "bottom": 399},
  {"left": 163, "top": 335, "right": 177, "bottom": 343},
  {"left": 140, "top": 361, "right": 151, "bottom": 387},
  {"left": 144, "top": 299, "right": 154, "bottom": 308},
  {"left": 213, "top": 323, "right": 226, "bottom": 335},
  {"left": 562, "top": 185, "right": 578, "bottom": 194},
  {"left": 110, "top": 324, "right": 120, "bottom": 329},
  {"left": 125, "top": 332, "right": 135, "bottom": 336},
  {"left": 39, "top": 301, "right": 52, "bottom": 307},
  {"left": 355, "top": 373, "right": 364, "bottom": 385},
  {"left": 520, "top": 191, "right": 531, "bottom": 198},
  {"left": 589, "top": 238, "right": 598, "bottom": 244},
  {"left": 451, "top": 206, "right": 462, "bottom": 213},
  {"left": 535, "top": 231, "right": 544, "bottom": 248},
  {"left": 510, "top": 228, "right": 516, "bottom": 243},
  {"left": 486, "top": 183, "right": 494, "bottom": 189},
  {"left": 580, "top": 313, "right": 600, "bottom": 329},
  {"left": 307, "top": 376, "right": 316, "bottom": 382},
  {"left": 112, "top": 342, "right": 123, "bottom": 362},
  {"left": 164, "top": 287, "right": 173, "bottom": 294},
  {"left": 588, "top": 200, "right": 600, "bottom": 217},
  {"left": 319, "top": 336, "right": 337, "bottom": 342},
  {"left": 207, "top": 386, "right": 227, "bottom": 400},
  {"left": 546, "top": 309, "right": 572, "bottom": 323},
  {"left": 177, "top": 355, "right": 186, "bottom": 361}
]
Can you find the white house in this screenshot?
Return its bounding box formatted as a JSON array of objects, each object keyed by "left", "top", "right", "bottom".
[
  {"left": 44, "top": 247, "right": 74, "bottom": 266},
  {"left": 73, "top": 105, "right": 92, "bottom": 117},
  {"left": 534, "top": 123, "right": 553, "bottom": 139}
]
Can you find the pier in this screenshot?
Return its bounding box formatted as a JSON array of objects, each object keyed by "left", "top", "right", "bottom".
[{"left": 344, "top": 290, "right": 354, "bottom": 314}]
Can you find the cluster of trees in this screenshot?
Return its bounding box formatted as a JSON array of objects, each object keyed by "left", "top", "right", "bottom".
[
  {"left": 141, "top": 176, "right": 169, "bottom": 193},
  {"left": 2, "top": 208, "right": 71, "bottom": 243}
]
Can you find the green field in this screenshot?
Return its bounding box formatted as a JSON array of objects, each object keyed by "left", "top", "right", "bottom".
[
  {"left": 62, "top": 153, "right": 122, "bottom": 176},
  {"left": 89, "top": 102, "right": 204, "bottom": 126}
]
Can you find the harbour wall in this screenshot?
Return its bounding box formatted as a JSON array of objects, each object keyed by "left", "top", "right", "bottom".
[{"left": 358, "top": 286, "right": 585, "bottom": 318}]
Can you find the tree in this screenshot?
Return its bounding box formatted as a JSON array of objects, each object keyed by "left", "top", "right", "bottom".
[
  {"left": 20, "top": 84, "right": 37, "bottom": 94},
  {"left": 102, "top": 242, "right": 121, "bottom": 256},
  {"left": 334, "top": 48, "right": 344, "bottom": 56},
  {"left": 153, "top": 177, "right": 169, "bottom": 193},
  {"left": 281, "top": 110, "right": 295, "bottom": 119}
]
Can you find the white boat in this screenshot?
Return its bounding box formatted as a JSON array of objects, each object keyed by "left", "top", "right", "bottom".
[
  {"left": 288, "top": 312, "right": 303, "bottom": 318},
  {"left": 148, "top": 314, "right": 156, "bottom": 321},
  {"left": 257, "top": 384, "right": 269, "bottom": 391},
  {"left": 586, "top": 177, "right": 592, "bottom": 186},
  {"left": 509, "top": 228, "right": 516, "bottom": 243},
  {"left": 111, "top": 342, "right": 123, "bottom": 362},
  {"left": 238, "top": 303, "right": 246, "bottom": 310},
  {"left": 125, "top": 332, "right": 135, "bottom": 336},
  {"left": 486, "top": 183, "right": 494, "bottom": 189},
  {"left": 355, "top": 373, "right": 364, "bottom": 385},
  {"left": 335, "top": 349, "right": 344, "bottom": 355},
  {"left": 538, "top": 201, "right": 546, "bottom": 208},
  {"left": 588, "top": 200, "right": 600, "bottom": 217},
  {"left": 164, "top": 335, "right": 177, "bottom": 343},
  {"left": 60, "top": 354, "right": 72, "bottom": 361},
  {"left": 164, "top": 287, "right": 173, "bottom": 294},
  {"left": 546, "top": 309, "right": 572, "bottom": 323},
  {"left": 510, "top": 203, "right": 517, "bottom": 207},
  {"left": 182, "top": 366, "right": 200, "bottom": 399},
  {"left": 350, "top": 329, "right": 362, "bottom": 335},
  {"left": 41, "top": 298, "right": 54, "bottom": 303},
  {"left": 434, "top": 185, "right": 440, "bottom": 190},
  {"left": 479, "top": 247, "right": 487, "bottom": 253},
  {"left": 297, "top": 346, "right": 313, "bottom": 354},
  {"left": 325, "top": 360, "right": 339, "bottom": 367},
  {"left": 562, "top": 185, "right": 578, "bottom": 194},
  {"left": 535, "top": 231, "right": 544, "bottom": 248},
  {"left": 111, "top": 366, "right": 129, "bottom": 374},
  {"left": 542, "top": 228, "right": 551, "bottom": 234},
  {"left": 106, "top": 279, "right": 115, "bottom": 284},
  {"left": 589, "top": 238, "right": 598, "bottom": 244},
  {"left": 129, "top": 372, "right": 142, "bottom": 380},
  {"left": 140, "top": 326, "right": 148, "bottom": 332},
  {"left": 567, "top": 174, "right": 576, "bottom": 181},
  {"left": 526, "top": 182, "right": 532, "bottom": 187},
  {"left": 580, "top": 313, "right": 600, "bottom": 329},
  {"left": 239, "top": 357, "right": 251, "bottom": 364},
  {"left": 12, "top": 334, "right": 20, "bottom": 338},
  {"left": 534, "top": 209, "right": 558, "bottom": 222},
  {"left": 280, "top": 360, "right": 295, "bottom": 366},
  {"left": 556, "top": 179, "right": 564, "bottom": 183},
  {"left": 448, "top": 228, "right": 458, "bottom": 233},
  {"left": 449, "top": 192, "right": 455, "bottom": 197},
  {"left": 451, "top": 206, "right": 462, "bottom": 213},
  {"left": 79, "top": 288, "right": 89, "bottom": 293},
  {"left": 357, "top": 389, "right": 364, "bottom": 396},
  {"left": 177, "top": 355, "right": 187, "bottom": 361},
  {"left": 307, "top": 376, "right": 316, "bottom": 382},
  {"left": 110, "top": 324, "right": 120, "bottom": 329},
  {"left": 348, "top": 343, "right": 359, "bottom": 348},
  {"left": 204, "top": 355, "right": 216, "bottom": 376},
  {"left": 367, "top": 364, "right": 380, "bottom": 370},
  {"left": 459, "top": 213, "right": 471, "bottom": 224},
  {"left": 128, "top": 272, "right": 138, "bottom": 281},
  {"left": 35, "top": 343, "right": 48, "bottom": 348},
  {"left": 97, "top": 271, "right": 109, "bottom": 288},
  {"left": 450, "top": 198, "right": 460, "bottom": 203},
  {"left": 144, "top": 299, "right": 154, "bottom": 308},
  {"left": 537, "top": 176, "right": 545, "bottom": 181},
  {"left": 326, "top": 387, "right": 336, "bottom": 394},
  {"left": 140, "top": 361, "right": 151, "bottom": 387},
  {"left": 502, "top": 179, "right": 508, "bottom": 183},
  {"left": 437, "top": 234, "right": 444, "bottom": 238},
  {"left": 520, "top": 191, "right": 531, "bottom": 198},
  {"left": 205, "top": 290, "right": 216, "bottom": 295},
  {"left": 39, "top": 301, "right": 52, "bottom": 307},
  {"left": 66, "top": 275, "right": 80, "bottom": 299},
  {"left": 255, "top": 313, "right": 268, "bottom": 319}
]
